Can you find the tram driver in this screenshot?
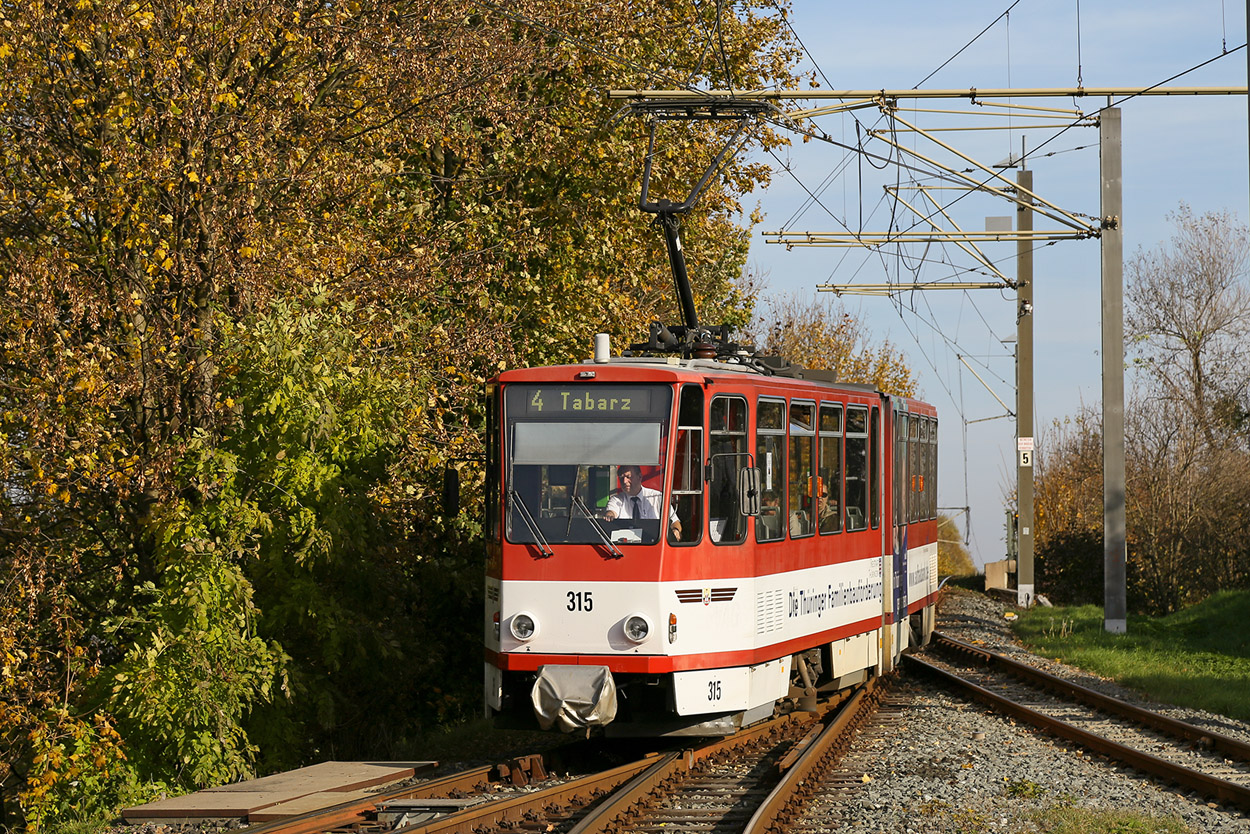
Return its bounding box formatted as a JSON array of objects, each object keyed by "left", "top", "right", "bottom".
[{"left": 605, "top": 464, "right": 682, "bottom": 539}]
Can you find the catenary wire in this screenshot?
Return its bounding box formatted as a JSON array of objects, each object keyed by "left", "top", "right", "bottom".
[{"left": 914, "top": 0, "right": 1023, "bottom": 88}]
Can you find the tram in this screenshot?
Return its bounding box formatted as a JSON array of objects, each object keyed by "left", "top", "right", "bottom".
[{"left": 482, "top": 338, "right": 938, "bottom": 736}]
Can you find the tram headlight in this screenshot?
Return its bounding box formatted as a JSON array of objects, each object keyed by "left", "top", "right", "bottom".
[
  {"left": 510, "top": 612, "right": 538, "bottom": 641},
  {"left": 624, "top": 614, "right": 652, "bottom": 644}
]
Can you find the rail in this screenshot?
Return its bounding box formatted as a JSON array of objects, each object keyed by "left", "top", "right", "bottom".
[
  {"left": 743, "top": 676, "right": 883, "bottom": 834},
  {"left": 908, "top": 633, "right": 1250, "bottom": 811}
]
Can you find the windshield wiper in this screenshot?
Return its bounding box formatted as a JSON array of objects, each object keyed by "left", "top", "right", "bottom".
[
  {"left": 566, "top": 469, "right": 581, "bottom": 538},
  {"left": 572, "top": 496, "right": 624, "bottom": 558},
  {"left": 510, "top": 489, "right": 554, "bottom": 558}
]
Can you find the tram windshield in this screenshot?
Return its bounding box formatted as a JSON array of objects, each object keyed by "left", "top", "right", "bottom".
[{"left": 504, "top": 383, "right": 674, "bottom": 547}]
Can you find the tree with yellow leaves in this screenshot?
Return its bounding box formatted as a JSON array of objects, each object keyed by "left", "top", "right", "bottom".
[
  {"left": 938, "top": 515, "right": 976, "bottom": 577},
  {"left": 742, "top": 291, "right": 919, "bottom": 396},
  {"left": 0, "top": 0, "right": 804, "bottom": 827}
]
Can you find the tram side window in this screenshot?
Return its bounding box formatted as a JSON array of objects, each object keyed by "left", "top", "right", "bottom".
[
  {"left": 755, "top": 399, "right": 786, "bottom": 542},
  {"left": 915, "top": 417, "right": 925, "bottom": 522},
  {"left": 788, "top": 402, "right": 815, "bottom": 538},
  {"left": 818, "top": 404, "right": 842, "bottom": 534},
  {"left": 845, "top": 406, "right": 869, "bottom": 531},
  {"left": 921, "top": 419, "right": 932, "bottom": 520},
  {"left": 920, "top": 420, "right": 930, "bottom": 517},
  {"left": 671, "top": 385, "right": 704, "bottom": 544},
  {"left": 894, "top": 413, "right": 907, "bottom": 527},
  {"left": 870, "top": 406, "right": 881, "bottom": 528},
  {"left": 914, "top": 418, "right": 923, "bottom": 522},
  {"left": 928, "top": 418, "right": 939, "bottom": 520},
  {"left": 709, "top": 396, "right": 748, "bottom": 544}
]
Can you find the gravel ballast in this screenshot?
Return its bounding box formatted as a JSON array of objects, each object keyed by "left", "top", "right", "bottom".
[{"left": 805, "top": 587, "right": 1250, "bottom": 832}]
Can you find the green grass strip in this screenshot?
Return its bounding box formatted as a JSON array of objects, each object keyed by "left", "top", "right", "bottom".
[
  {"left": 1012, "top": 590, "right": 1250, "bottom": 723},
  {"left": 1031, "top": 804, "right": 1192, "bottom": 833}
]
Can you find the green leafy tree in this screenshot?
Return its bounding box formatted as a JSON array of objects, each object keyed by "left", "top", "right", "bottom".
[{"left": 1, "top": 0, "right": 803, "bottom": 827}]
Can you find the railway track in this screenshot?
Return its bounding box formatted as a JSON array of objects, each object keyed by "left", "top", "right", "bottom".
[
  {"left": 906, "top": 631, "right": 1250, "bottom": 812},
  {"left": 571, "top": 684, "right": 874, "bottom": 834},
  {"left": 240, "top": 684, "right": 884, "bottom": 834},
  {"left": 741, "top": 678, "right": 887, "bottom": 834},
  {"left": 568, "top": 713, "right": 811, "bottom": 834},
  {"left": 751, "top": 686, "right": 919, "bottom": 834},
  {"left": 235, "top": 634, "right": 1250, "bottom": 834}
]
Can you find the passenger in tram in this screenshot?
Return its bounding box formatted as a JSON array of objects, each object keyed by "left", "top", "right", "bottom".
[
  {"left": 789, "top": 508, "right": 810, "bottom": 536},
  {"left": 818, "top": 493, "right": 840, "bottom": 533},
  {"left": 791, "top": 472, "right": 816, "bottom": 536},
  {"left": 605, "top": 464, "right": 682, "bottom": 539}
]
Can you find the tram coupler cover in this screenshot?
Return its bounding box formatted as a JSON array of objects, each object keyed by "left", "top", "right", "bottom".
[{"left": 531, "top": 665, "right": 618, "bottom": 733}]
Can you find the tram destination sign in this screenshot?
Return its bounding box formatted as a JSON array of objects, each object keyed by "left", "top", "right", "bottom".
[{"left": 510, "top": 385, "right": 663, "bottom": 420}]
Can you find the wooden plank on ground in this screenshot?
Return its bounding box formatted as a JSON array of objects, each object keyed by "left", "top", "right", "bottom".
[
  {"left": 210, "top": 761, "right": 432, "bottom": 794},
  {"left": 246, "top": 788, "right": 379, "bottom": 822},
  {"left": 121, "top": 760, "right": 437, "bottom": 821},
  {"left": 121, "top": 791, "right": 289, "bottom": 820}
]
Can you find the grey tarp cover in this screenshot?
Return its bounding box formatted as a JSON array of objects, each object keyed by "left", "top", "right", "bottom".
[{"left": 531, "top": 665, "right": 618, "bottom": 733}]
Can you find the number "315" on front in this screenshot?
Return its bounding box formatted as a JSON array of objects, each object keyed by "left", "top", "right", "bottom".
[{"left": 567, "top": 591, "right": 593, "bottom": 612}]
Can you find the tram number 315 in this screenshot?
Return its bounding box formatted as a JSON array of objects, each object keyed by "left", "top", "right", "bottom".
[
  {"left": 708, "top": 680, "right": 722, "bottom": 701},
  {"left": 566, "top": 591, "right": 593, "bottom": 612}
]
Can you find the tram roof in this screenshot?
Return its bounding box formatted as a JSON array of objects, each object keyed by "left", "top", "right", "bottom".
[
  {"left": 496, "top": 356, "right": 877, "bottom": 393},
  {"left": 493, "top": 356, "right": 936, "bottom": 414}
]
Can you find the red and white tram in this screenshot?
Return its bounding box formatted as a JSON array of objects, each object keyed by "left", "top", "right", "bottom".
[{"left": 483, "top": 339, "right": 939, "bottom": 736}]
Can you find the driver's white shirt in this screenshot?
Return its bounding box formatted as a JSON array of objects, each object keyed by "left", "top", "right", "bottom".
[{"left": 607, "top": 486, "right": 677, "bottom": 522}]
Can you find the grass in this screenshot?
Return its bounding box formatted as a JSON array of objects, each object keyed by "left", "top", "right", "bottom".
[
  {"left": 41, "top": 820, "right": 116, "bottom": 834},
  {"left": 920, "top": 800, "right": 1192, "bottom": 834},
  {"left": 1031, "top": 805, "right": 1193, "bottom": 833},
  {"left": 1012, "top": 590, "right": 1250, "bottom": 722}
]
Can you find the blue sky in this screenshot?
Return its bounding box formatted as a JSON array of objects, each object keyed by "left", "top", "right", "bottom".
[{"left": 743, "top": 0, "right": 1249, "bottom": 566}]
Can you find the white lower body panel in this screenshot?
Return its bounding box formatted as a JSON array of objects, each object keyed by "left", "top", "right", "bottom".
[{"left": 671, "top": 655, "right": 792, "bottom": 716}]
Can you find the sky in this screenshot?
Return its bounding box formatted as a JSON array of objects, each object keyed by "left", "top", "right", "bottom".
[{"left": 741, "top": 0, "right": 1249, "bottom": 567}]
